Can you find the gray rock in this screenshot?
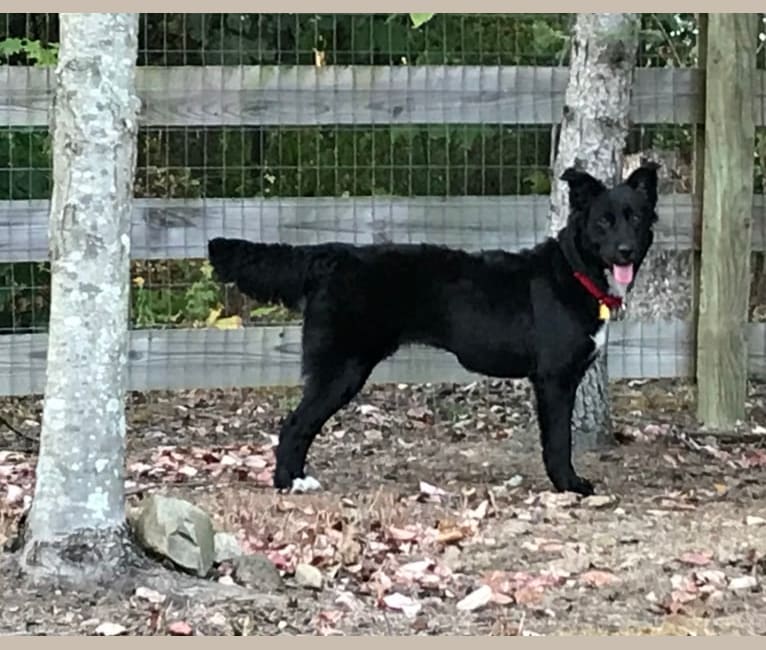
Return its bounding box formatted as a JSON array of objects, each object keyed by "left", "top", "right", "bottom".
[
  {"left": 233, "top": 554, "right": 284, "bottom": 591},
  {"left": 214, "top": 532, "right": 243, "bottom": 564},
  {"left": 294, "top": 563, "right": 323, "bottom": 590},
  {"left": 132, "top": 494, "right": 215, "bottom": 577}
]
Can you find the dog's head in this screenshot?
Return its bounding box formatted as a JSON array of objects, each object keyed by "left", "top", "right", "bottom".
[{"left": 561, "top": 162, "right": 659, "bottom": 291}]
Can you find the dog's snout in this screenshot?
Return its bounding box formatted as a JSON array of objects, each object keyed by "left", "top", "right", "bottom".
[{"left": 617, "top": 244, "right": 634, "bottom": 259}]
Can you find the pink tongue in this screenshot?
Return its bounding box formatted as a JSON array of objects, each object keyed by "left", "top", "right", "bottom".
[{"left": 613, "top": 264, "right": 634, "bottom": 285}]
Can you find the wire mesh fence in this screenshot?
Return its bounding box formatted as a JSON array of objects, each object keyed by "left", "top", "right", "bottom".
[{"left": 0, "top": 13, "right": 765, "bottom": 400}]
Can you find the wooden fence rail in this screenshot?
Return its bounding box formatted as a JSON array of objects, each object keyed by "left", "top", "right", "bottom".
[
  {"left": 1, "top": 321, "right": 765, "bottom": 397},
  {"left": 2, "top": 194, "right": 765, "bottom": 263},
  {"left": 0, "top": 65, "right": 720, "bottom": 127}
]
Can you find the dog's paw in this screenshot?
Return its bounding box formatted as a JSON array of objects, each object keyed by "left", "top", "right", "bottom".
[
  {"left": 289, "top": 476, "right": 323, "bottom": 494},
  {"left": 569, "top": 475, "right": 595, "bottom": 496},
  {"left": 273, "top": 466, "right": 294, "bottom": 491}
]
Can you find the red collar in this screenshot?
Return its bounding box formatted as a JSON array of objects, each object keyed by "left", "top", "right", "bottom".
[{"left": 572, "top": 271, "right": 623, "bottom": 310}]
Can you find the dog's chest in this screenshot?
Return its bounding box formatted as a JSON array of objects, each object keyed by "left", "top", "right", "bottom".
[{"left": 590, "top": 320, "right": 608, "bottom": 356}]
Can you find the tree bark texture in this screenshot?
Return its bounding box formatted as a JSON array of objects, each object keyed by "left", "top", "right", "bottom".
[
  {"left": 548, "top": 13, "right": 640, "bottom": 451},
  {"left": 21, "top": 13, "right": 141, "bottom": 584},
  {"left": 696, "top": 14, "right": 757, "bottom": 429}
]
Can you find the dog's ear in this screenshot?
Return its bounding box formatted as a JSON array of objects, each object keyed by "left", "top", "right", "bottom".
[
  {"left": 625, "top": 162, "right": 660, "bottom": 209},
  {"left": 560, "top": 168, "right": 607, "bottom": 212}
]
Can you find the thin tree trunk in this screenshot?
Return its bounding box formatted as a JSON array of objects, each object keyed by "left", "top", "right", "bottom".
[
  {"left": 20, "top": 13, "right": 141, "bottom": 585},
  {"left": 548, "top": 13, "right": 640, "bottom": 451}
]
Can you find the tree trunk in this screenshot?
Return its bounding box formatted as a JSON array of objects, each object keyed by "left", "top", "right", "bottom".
[
  {"left": 19, "top": 13, "right": 141, "bottom": 585},
  {"left": 548, "top": 13, "right": 640, "bottom": 451}
]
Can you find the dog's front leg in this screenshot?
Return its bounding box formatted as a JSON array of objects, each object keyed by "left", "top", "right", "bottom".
[{"left": 531, "top": 377, "right": 595, "bottom": 496}]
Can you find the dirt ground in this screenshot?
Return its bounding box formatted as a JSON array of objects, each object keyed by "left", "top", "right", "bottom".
[{"left": 2, "top": 377, "right": 766, "bottom": 636}]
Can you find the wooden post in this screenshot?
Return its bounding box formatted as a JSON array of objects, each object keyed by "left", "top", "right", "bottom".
[
  {"left": 689, "top": 13, "right": 707, "bottom": 378},
  {"left": 696, "top": 13, "right": 758, "bottom": 428}
]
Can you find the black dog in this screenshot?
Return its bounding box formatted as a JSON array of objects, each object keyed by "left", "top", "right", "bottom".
[{"left": 208, "top": 163, "right": 659, "bottom": 496}]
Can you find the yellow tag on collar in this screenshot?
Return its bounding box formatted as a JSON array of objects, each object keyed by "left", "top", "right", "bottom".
[{"left": 599, "top": 303, "right": 611, "bottom": 321}]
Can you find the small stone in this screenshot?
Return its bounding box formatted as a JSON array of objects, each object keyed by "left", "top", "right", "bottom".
[
  {"left": 214, "top": 532, "right": 243, "bottom": 563},
  {"left": 745, "top": 515, "right": 766, "bottom": 527},
  {"left": 233, "top": 554, "right": 284, "bottom": 591},
  {"left": 294, "top": 562, "right": 323, "bottom": 590}
]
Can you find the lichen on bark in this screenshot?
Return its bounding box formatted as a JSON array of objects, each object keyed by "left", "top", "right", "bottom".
[{"left": 19, "top": 13, "right": 142, "bottom": 585}]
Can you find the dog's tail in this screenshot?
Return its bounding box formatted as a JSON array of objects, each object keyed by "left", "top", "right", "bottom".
[{"left": 207, "top": 237, "right": 310, "bottom": 310}]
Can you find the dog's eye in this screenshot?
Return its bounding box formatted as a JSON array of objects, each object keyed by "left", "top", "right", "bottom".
[{"left": 598, "top": 214, "right": 612, "bottom": 227}]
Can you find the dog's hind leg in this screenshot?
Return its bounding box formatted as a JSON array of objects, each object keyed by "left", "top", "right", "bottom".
[
  {"left": 531, "top": 376, "right": 595, "bottom": 496},
  {"left": 273, "top": 359, "right": 373, "bottom": 492}
]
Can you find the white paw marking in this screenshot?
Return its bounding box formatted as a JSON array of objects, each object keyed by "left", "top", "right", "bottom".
[
  {"left": 591, "top": 321, "right": 608, "bottom": 353},
  {"left": 290, "top": 476, "right": 322, "bottom": 493}
]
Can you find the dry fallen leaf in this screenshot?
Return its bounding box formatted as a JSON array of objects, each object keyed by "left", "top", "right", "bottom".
[
  {"left": 382, "top": 593, "right": 422, "bottom": 617},
  {"left": 456, "top": 585, "right": 493, "bottom": 612},
  {"left": 580, "top": 570, "right": 620, "bottom": 588},
  {"left": 134, "top": 586, "right": 166, "bottom": 604},
  {"left": 694, "top": 569, "right": 727, "bottom": 588},
  {"left": 95, "top": 622, "right": 128, "bottom": 636},
  {"left": 213, "top": 315, "right": 243, "bottom": 330},
  {"left": 728, "top": 575, "right": 758, "bottom": 591},
  {"left": 437, "top": 527, "right": 465, "bottom": 544},
  {"left": 679, "top": 551, "right": 713, "bottom": 566},
  {"left": 467, "top": 499, "right": 489, "bottom": 520},
  {"left": 387, "top": 526, "right": 418, "bottom": 542},
  {"left": 205, "top": 306, "right": 223, "bottom": 327},
  {"left": 513, "top": 584, "right": 546, "bottom": 606},
  {"left": 167, "top": 620, "right": 194, "bottom": 636},
  {"left": 419, "top": 480, "right": 450, "bottom": 497},
  {"left": 5, "top": 483, "right": 23, "bottom": 504},
  {"left": 396, "top": 559, "right": 433, "bottom": 582},
  {"left": 581, "top": 495, "right": 614, "bottom": 509}
]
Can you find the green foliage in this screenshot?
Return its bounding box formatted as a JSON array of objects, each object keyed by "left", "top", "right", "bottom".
[
  {"left": 409, "top": 14, "right": 434, "bottom": 29},
  {"left": 0, "top": 37, "right": 58, "bottom": 65},
  {"left": 638, "top": 14, "right": 697, "bottom": 66},
  {"left": 530, "top": 18, "right": 569, "bottom": 61},
  {"left": 0, "top": 261, "right": 50, "bottom": 334},
  {"left": 0, "top": 129, "right": 52, "bottom": 200},
  {"left": 131, "top": 261, "right": 222, "bottom": 329}
]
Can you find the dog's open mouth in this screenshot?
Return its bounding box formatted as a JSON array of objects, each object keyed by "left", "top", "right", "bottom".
[{"left": 612, "top": 263, "right": 634, "bottom": 286}]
